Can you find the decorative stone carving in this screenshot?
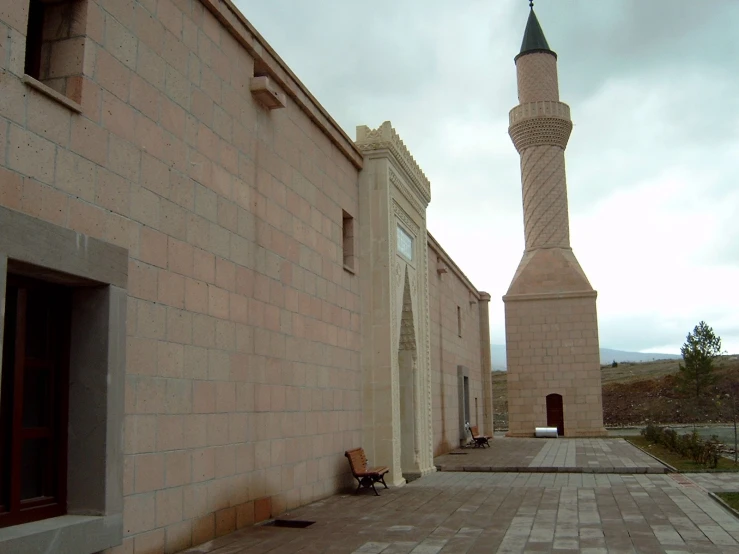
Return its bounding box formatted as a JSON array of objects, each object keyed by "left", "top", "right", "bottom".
[
  {"left": 399, "top": 272, "right": 416, "bottom": 351},
  {"left": 422, "top": 242, "right": 433, "bottom": 472},
  {"left": 357, "top": 122, "right": 431, "bottom": 205},
  {"left": 390, "top": 169, "right": 425, "bottom": 218},
  {"left": 509, "top": 116, "right": 572, "bottom": 152},
  {"left": 393, "top": 200, "right": 420, "bottom": 237}
]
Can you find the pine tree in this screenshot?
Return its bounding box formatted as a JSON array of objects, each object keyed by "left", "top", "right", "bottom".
[{"left": 677, "top": 321, "right": 722, "bottom": 400}]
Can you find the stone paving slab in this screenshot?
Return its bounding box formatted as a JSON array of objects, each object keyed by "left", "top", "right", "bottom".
[
  {"left": 434, "top": 438, "right": 669, "bottom": 474},
  {"left": 683, "top": 473, "right": 739, "bottom": 492},
  {"left": 181, "top": 472, "right": 739, "bottom": 554}
]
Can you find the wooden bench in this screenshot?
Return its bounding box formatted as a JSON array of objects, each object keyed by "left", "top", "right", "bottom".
[
  {"left": 469, "top": 425, "right": 492, "bottom": 448},
  {"left": 344, "top": 448, "right": 389, "bottom": 496}
]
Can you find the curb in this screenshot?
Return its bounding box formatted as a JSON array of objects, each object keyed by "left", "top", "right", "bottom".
[
  {"left": 436, "top": 466, "right": 668, "bottom": 474},
  {"left": 621, "top": 439, "right": 677, "bottom": 473},
  {"left": 708, "top": 492, "right": 739, "bottom": 520}
]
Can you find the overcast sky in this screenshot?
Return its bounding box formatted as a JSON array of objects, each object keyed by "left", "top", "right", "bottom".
[{"left": 236, "top": 0, "right": 739, "bottom": 356}]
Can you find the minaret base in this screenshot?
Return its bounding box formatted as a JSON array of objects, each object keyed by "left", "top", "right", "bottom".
[{"left": 504, "top": 249, "right": 607, "bottom": 438}]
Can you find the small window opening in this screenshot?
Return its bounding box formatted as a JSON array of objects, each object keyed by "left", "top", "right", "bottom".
[
  {"left": 342, "top": 210, "right": 355, "bottom": 272},
  {"left": 457, "top": 305, "right": 462, "bottom": 337},
  {"left": 24, "top": 0, "right": 88, "bottom": 102},
  {"left": 396, "top": 225, "right": 414, "bottom": 261}
]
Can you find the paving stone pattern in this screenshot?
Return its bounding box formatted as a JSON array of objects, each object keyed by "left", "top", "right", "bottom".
[
  {"left": 435, "top": 439, "right": 668, "bottom": 474},
  {"left": 181, "top": 472, "right": 739, "bottom": 553},
  {"left": 683, "top": 473, "right": 739, "bottom": 493}
]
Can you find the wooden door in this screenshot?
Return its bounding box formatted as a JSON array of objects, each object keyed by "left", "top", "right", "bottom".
[
  {"left": 546, "top": 394, "right": 564, "bottom": 436},
  {"left": 0, "top": 276, "right": 71, "bottom": 528}
]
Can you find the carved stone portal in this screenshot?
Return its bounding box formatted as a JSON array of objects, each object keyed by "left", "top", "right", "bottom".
[{"left": 357, "top": 121, "right": 435, "bottom": 486}]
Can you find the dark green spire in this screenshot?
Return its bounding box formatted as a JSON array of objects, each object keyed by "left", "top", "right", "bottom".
[{"left": 515, "top": 7, "right": 557, "bottom": 61}]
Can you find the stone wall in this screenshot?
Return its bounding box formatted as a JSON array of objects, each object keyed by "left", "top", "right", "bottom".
[
  {"left": 427, "top": 235, "right": 491, "bottom": 456},
  {"left": 0, "top": 0, "right": 363, "bottom": 551}
]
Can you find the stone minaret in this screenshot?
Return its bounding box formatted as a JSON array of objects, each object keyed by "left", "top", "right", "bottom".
[{"left": 504, "top": 5, "right": 607, "bottom": 437}]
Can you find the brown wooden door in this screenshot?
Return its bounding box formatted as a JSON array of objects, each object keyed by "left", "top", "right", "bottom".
[
  {"left": 546, "top": 394, "right": 564, "bottom": 436},
  {"left": 0, "top": 276, "right": 71, "bottom": 528}
]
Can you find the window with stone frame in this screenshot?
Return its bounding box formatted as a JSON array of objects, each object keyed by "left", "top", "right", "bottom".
[
  {"left": 0, "top": 275, "right": 72, "bottom": 528},
  {"left": 24, "top": 0, "right": 89, "bottom": 104}
]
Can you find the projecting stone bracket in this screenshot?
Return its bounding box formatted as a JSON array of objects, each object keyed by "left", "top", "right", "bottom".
[{"left": 250, "top": 76, "right": 287, "bottom": 110}]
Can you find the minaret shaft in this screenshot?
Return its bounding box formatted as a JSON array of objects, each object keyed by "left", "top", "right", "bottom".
[
  {"left": 509, "top": 51, "right": 572, "bottom": 251},
  {"left": 520, "top": 145, "right": 570, "bottom": 250}
]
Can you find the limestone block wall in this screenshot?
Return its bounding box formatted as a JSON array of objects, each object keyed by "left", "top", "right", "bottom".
[
  {"left": 0, "top": 0, "right": 364, "bottom": 551},
  {"left": 505, "top": 295, "right": 605, "bottom": 437},
  {"left": 427, "top": 236, "right": 491, "bottom": 456}
]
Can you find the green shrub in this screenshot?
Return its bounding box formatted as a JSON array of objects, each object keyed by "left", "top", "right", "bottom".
[{"left": 640, "top": 424, "right": 720, "bottom": 468}]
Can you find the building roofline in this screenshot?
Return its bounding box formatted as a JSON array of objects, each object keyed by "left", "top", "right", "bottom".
[
  {"left": 199, "top": 0, "right": 364, "bottom": 169},
  {"left": 426, "top": 231, "right": 483, "bottom": 300}
]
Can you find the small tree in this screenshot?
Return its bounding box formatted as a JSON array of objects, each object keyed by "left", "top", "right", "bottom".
[
  {"left": 677, "top": 321, "right": 721, "bottom": 400},
  {"left": 611, "top": 360, "right": 618, "bottom": 368}
]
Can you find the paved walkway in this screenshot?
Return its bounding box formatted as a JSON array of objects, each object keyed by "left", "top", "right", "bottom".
[
  {"left": 435, "top": 439, "right": 668, "bottom": 474},
  {"left": 182, "top": 472, "right": 739, "bottom": 553},
  {"left": 684, "top": 473, "right": 739, "bottom": 492}
]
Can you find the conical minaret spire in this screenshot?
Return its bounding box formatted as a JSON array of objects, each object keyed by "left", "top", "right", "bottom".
[
  {"left": 518, "top": 5, "right": 555, "bottom": 59},
  {"left": 503, "top": 7, "right": 606, "bottom": 438}
]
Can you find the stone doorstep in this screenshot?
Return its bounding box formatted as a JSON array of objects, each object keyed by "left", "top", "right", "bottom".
[{"left": 435, "top": 466, "right": 669, "bottom": 474}]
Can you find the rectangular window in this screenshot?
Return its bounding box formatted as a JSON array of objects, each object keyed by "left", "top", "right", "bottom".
[
  {"left": 342, "top": 210, "right": 355, "bottom": 272},
  {"left": 457, "top": 305, "right": 462, "bottom": 337},
  {"left": 0, "top": 276, "right": 71, "bottom": 528},
  {"left": 397, "top": 225, "right": 414, "bottom": 261},
  {"left": 24, "top": 0, "right": 88, "bottom": 103}
]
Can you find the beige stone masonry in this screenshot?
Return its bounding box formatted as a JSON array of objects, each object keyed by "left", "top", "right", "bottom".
[
  {"left": 507, "top": 248, "right": 592, "bottom": 296},
  {"left": 516, "top": 52, "right": 559, "bottom": 104},
  {"left": 505, "top": 35, "right": 605, "bottom": 438}
]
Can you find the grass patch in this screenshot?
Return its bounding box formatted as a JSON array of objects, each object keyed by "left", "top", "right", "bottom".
[
  {"left": 717, "top": 492, "right": 739, "bottom": 512},
  {"left": 623, "top": 436, "right": 739, "bottom": 472}
]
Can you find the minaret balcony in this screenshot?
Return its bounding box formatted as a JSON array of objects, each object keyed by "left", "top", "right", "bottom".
[
  {"left": 508, "top": 101, "right": 573, "bottom": 152},
  {"left": 509, "top": 100, "right": 570, "bottom": 126}
]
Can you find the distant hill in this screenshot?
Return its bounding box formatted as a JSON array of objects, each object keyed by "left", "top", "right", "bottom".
[
  {"left": 490, "top": 344, "right": 680, "bottom": 370},
  {"left": 493, "top": 355, "right": 739, "bottom": 429}
]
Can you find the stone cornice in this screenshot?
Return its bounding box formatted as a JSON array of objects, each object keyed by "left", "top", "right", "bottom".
[
  {"left": 356, "top": 122, "right": 431, "bottom": 204},
  {"left": 198, "top": 0, "right": 363, "bottom": 169},
  {"left": 502, "top": 290, "right": 598, "bottom": 303}
]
